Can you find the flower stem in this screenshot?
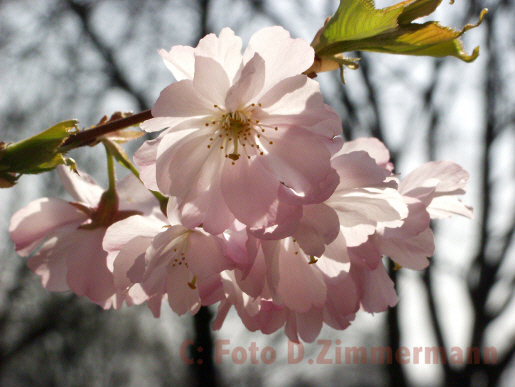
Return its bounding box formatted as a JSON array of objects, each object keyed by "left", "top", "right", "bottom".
[
  {"left": 60, "top": 109, "right": 153, "bottom": 150},
  {"left": 120, "top": 148, "right": 169, "bottom": 215},
  {"left": 104, "top": 143, "right": 117, "bottom": 194}
]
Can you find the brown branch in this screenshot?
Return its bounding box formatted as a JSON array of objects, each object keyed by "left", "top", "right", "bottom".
[{"left": 60, "top": 109, "right": 152, "bottom": 150}]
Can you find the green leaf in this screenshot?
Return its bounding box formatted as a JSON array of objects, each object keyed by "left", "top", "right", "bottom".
[
  {"left": 388, "top": 0, "right": 446, "bottom": 25},
  {"left": 308, "top": 0, "right": 487, "bottom": 79},
  {"left": 0, "top": 120, "right": 78, "bottom": 186},
  {"left": 316, "top": 0, "right": 402, "bottom": 45}
]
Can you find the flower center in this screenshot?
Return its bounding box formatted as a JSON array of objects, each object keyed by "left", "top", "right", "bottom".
[
  {"left": 205, "top": 103, "right": 278, "bottom": 163},
  {"left": 223, "top": 110, "right": 253, "bottom": 160},
  {"left": 167, "top": 232, "right": 197, "bottom": 289}
]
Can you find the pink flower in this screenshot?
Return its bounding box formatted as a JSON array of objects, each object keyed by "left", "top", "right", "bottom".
[
  {"left": 373, "top": 159, "right": 473, "bottom": 270},
  {"left": 399, "top": 160, "right": 474, "bottom": 219},
  {"left": 343, "top": 139, "right": 472, "bottom": 271},
  {"left": 213, "top": 256, "right": 362, "bottom": 343},
  {"left": 295, "top": 146, "right": 408, "bottom": 257},
  {"left": 9, "top": 166, "right": 159, "bottom": 308},
  {"left": 103, "top": 200, "right": 232, "bottom": 317},
  {"left": 212, "top": 138, "right": 474, "bottom": 341},
  {"left": 335, "top": 138, "right": 435, "bottom": 270},
  {"left": 135, "top": 27, "right": 342, "bottom": 237}
]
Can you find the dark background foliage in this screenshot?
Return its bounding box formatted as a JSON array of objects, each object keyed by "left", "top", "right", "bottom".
[{"left": 0, "top": 0, "right": 513, "bottom": 386}]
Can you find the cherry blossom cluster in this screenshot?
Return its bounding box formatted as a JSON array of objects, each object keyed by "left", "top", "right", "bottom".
[{"left": 9, "top": 27, "right": 473, "bottom": 342}]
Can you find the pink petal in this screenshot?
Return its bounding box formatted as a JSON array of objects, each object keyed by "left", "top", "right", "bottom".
[
  {"left": 223, "top": 221, "right": 254, "bottom": 267},
  {"left": 339, "top": 138, "right": 393, "bottom": 170},
  {"left": 144, "top": 225, "right": 189, "bottom": 282},
  {"left": 166, "top": 197, "right": 182, "bottom": 225},
  {"left": 195, "top": 28, "right": 243, "bottom": 83},
  {"left": 293, "top": 203, "right": 340, "bottom": 257},
  {"left": 180, "top": 164, "right": 235, "bottom": 235},
  {"left": 213, "top": 299, "right": 232, "bottom": 331},
  {"left": 295, "top": 307, "right": 324, "bottom": 343},
  {"left": 352, "top": 264, "right": 398, "bottom": 313},
  {"left": 244, "top": 26, "right": 314, "bottom": 94},
  {"left": 400, "top": 161, "right": 474, "bottom": 219},
  {"left": 65, "top": 228, "right": 116, "bottom": 303},
  {"left": 57, "top": 165, "right": 103, "bottom": 206},
  {"left": 348, "top": 240, "right": 382, "bottom": 270},
  {"left": 255, "top": 75, "right": 341, "bottom": 138},
  {"left": 103, "top": 215, "right": 164, "bottom": 254},
  {"left": 186, "top": 231, "right": 231, "bottom": 278},
  {"left": 256, "top": 301, "right": 287, "bottom": 334},
  {"left": 255, "top": 125, "right": 334, "bottom": 203},
  {"left": 235, "top": 247, "right": 268, "bottom": 298},
  {"left": 373, "top": 228, "right": 434, "bottom": 270},
  {"left": 221, "top": 152, "right": 302, "bottom": 232},
  {"left": 192, "top": 56, "right": 231, "bottom": 107},
  {"left": 166, "top": 263, "right": 201, "bottom": 316},
  {"left": 427, "top": 196, "right": 474, "bottom": 219},
  {"left": 154, "top": 128, "right": 201, "bottom": 195},
  {"left": 322, "top": 231, "right": 351, "bottom": 264},
  {"left": 159, "top": 45, "right": 195, "bottom": 81},
  {"left": 225, "top": 53, "right": 265, "bottom": 111},
  {"left": 133, "top": 132, "right": 164, "bottom": 191},
  {"left": 9, "top": 197, "right": 87, "bottom": 256},
  {"left": 262, "top": 239, "right": 327, "bottom": 313},
  {"left": 381, "top": 197, "right": 430, "bottom": 239},
  {"left": 149, "top": 80, "right": 215, "bottom": 127},
  {"left": 198, "top": 273, "right": 226, "bottom": 306},
  {"left": 116, "top": 173, "right": 160, "bottom": 214},
  {"left": 323, "top": 307, "right": 355, "bottom": 331},
  {"left": 400, "top": 160, "right": 469, "bottom": 196},
  {"left": 27, "top": 233, "right": 70, "bottom": 292},
  {"left": 112, "top": 235, "right": 152, "bottom": 290},
  {"left": 339, "top": 223, "right": 376, "bottom": 247},
  {"left": 331, "top": 151, "right": 392, "bottom": 191},
  {"left": 323, "top": 268, "right": 360, "bottom": 319},
  {"left": 147, "top": 295, "right": 165, "bottom": 317},
  {"left": 284, "top": 310, "right": 300, "bottom": 343},
  {"left": 332, "top": 191, "right": 406, "bottom": 227},
  {"left": 156, "top": 129, "right": 235, "bottom": 234}
]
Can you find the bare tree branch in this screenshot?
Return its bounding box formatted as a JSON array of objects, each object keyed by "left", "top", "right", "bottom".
[{"left": 65, "top": 0, "right": 149, "bottom": 111}]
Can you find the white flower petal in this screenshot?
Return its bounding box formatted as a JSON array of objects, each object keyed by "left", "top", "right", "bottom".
[
  {"left": 192, "top": 56, "right": 231, "bottom": 106},
  {"left": 159, "top": 45, "right": 195, "bottom": 81},
  {"left": 256, "top": 126, "right": 334, "bottom": 203},
  {"left": 9, "top": 198, "right": 87, "bottom": 256},
  {"left": 27, "top": 232, "right": 70, "bottom": 292},
  {"left": 58, "top": 165, "right": 103, "bottom": 206},
  {"left": 293, "top": 203, "right": 340, "bottom": 257},
  {"left": 256, "top": 75, "right": 341, "bottom": 138},
  {"left": 373, "top": 228, "right": 434, "bottom": 270},
  {"left": 354, "top": 264, "right": 398, "bottom": 313},
  {"left": 65, "top": 228, "right": 116, "bottom": 303},
  {"left": 225, "top": 53, "right": 265, "bottom": 111},
  {"left": 186, "top": 231, "right": 230, "bottom": 278},
  {"left": 103, "top": 215, "right": 164, "bottom": 254},
  {"left": 155, "top": 128, "right": 206, "bottom": 196},
  {"left": 244, "top": 26, "right": 314, "bottom": 93},
  {"left": 221, "top": 154, "right": 302, "bottom": 232},
  {"left": 263, "top": 239, "right": 327, "bottom": 313},
  {"left": 150, "top": 80, "right": 215, "bottom": 127},
  {"left": 195, "top": 28, "right": 243, "bottom": 83}
]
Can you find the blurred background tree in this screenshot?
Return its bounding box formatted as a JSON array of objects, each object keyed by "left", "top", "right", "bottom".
[{"left": 0, "top": 0, "right": 513, "bottom": 386}]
